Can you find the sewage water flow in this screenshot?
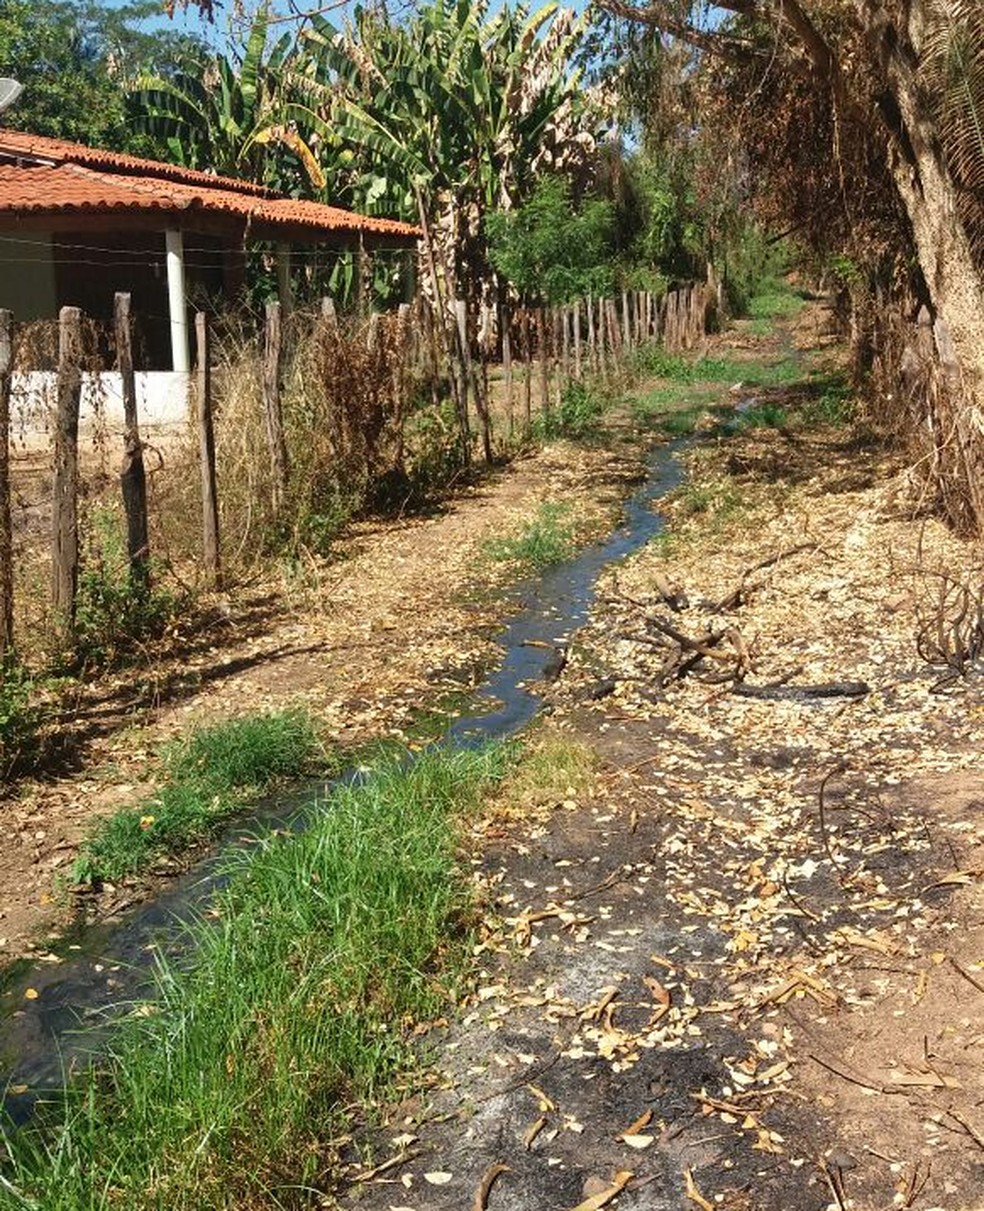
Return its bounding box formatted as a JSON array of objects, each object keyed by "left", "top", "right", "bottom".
[{"left": 0, "top": 438, "right": 688, "bottom": 1119}]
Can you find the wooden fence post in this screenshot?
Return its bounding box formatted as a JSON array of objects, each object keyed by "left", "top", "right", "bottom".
[
  {"left": 552, "top": 307, "right": 563, "bottom": 406},
  {"left": 263, "top": 300, "right": 290, "bottom": 513},
  {"left": 455, "top": 299, "right": 492, "bottom": 464},
  {"left": 320, "top": 296, "right": 339, "bottom": 334},
  {"left": 0, "top": 309, "right": 12, "bottom": 656},
  {"left": 521, "top": 306, "right": 532, "bottom": 429},
  {"left": 608, "top": 299, "right": 622, "bottom": 356},
  {"left": 537, "top": 307, "right": 550, "bottom": 415},
  {"left": 501, "top": 298, "right": 514, "bottom": 435},
  {"left": 586, "top": 293, "right": 596, "bottom": 373},
  {"left": 51, "top": 306, "right": 82, "bottom": 640},
  {"left": 572, "top": 299, "right": 582, "bottom": 380},
  {"left": 114, "top": 293, "right": 150, "bottom": 593},
  {"left": 622, "top": 290, "right": 632, "bottom": 351},
  {"left": 393, "top": 304, "right": 411, "bottom": 471},
  {"left": 195, "top": 312, "right": 221, "bottom": 589}
]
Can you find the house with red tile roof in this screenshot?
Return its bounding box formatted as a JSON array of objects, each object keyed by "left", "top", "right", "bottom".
[{"left": 0, "top": 128, "right": 419, "bottom": 373}]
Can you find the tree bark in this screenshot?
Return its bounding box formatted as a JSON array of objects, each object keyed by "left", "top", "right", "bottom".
[{"left": 863, "top": 2, "right": 984, "bottom": 531}]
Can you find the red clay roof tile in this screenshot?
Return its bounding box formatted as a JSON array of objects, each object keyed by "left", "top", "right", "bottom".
[
  {"left": 0, "top": 126, "right": 272, "bottom": 196},
  {"left": 0, "top": 161, "right": 420, "bottom": 242}
]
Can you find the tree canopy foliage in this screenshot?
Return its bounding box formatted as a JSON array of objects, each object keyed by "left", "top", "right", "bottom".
[
  {"left": 0, "top": 0, "right": 200, "bottom": 151},
  {"left": 486, "top": 176, "right": 615, "bottom": 302},
  {"left": 603, "top": 0, "right": 984, "bottom": 533}
]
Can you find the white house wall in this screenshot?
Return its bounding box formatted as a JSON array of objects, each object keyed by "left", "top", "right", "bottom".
[{"left": 10, "top": 370, "right": 190, "bottom": 439}]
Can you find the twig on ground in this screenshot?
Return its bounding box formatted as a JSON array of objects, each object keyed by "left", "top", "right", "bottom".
[
  {"left": 942, "top": 1109, "right": 984, "bottom": 1153},
  {"left": 818, "top": 763, "right": 849, "bottom": 883},
  {"left": 732, "top": 681, "right": 870, "bottom": 701},
  {"left": 709, "top": 542, "right": 822, "bottom": 612},
  {"left": 472, "top": 1162, "right": 509, "bottom": 1211},
  {"left": 807, "top": 1052, "right": 893, "bottom": 1095},
  {"left": 351, "top": 1147, "right": 424, "bottom": 1183},
  {"left": 948, "top": 956, "right": 984, "bottom": 997},
  {"left": 817, "top": 1155, "right": 848, "bottom": 1211}
]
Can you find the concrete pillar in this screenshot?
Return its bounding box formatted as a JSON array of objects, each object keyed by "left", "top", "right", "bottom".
[{"left": 165, "top": 228, "right": 190, "bottom": 373}]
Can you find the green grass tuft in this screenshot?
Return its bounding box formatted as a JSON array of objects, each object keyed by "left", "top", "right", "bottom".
[
  {"left": 164, "top": 710, "right": 320, "bottom": 790},
  {"left": 6, "top": 744, "right": 513, "bottom": 1210},
  {"left": 532, "top": 381, "right": 606, "bottom": 441},
  {"left": 636, "top": 347, "right": 801, "bottom": 389},
  {"left": 747, "top": 287, "right": 804, "bottom": 322},
  {"left": 72, "top": 710, "right": 326, "bottom": 885},
  {"left": 483, "top": 502, "right": 576, "bottom": 571}
]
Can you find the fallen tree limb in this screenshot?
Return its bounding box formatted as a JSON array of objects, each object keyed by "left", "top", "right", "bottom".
[{"left": 732, "top": 681, "right": 870, "bottom": 701}]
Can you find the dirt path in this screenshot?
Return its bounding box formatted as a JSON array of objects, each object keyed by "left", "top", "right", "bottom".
[
  {"left": 330, "top": 312, "right": 983, "bottom": 1211},
  {"left": 0, "top": 436, "right": 638, "bottom": 964},
  {"left": 4, "top": 304, "right": 981, "bottom": 1210}
]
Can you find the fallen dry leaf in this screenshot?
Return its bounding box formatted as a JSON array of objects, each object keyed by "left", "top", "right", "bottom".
[
  {"left": 423, "top": 1171, "right": 453, "bottom": 1185},
  {"left": 622, "top": 1133, "right": 654, "bottom": 1149},
  {"left": 684, "top": 1166, "right": 714, "bottom": 1211},
  {"left": 524, "top": 1116, "right": 548, "bottom": 1149},
  {"left": 922, "top": 868, "right": 984, "bottom": 893},
  {"left": 567, "top": 1170, "right": 634, "bottom": 1211},
  {"left": 619, "top": 1109, "right": 653, "bottom": 1138}
]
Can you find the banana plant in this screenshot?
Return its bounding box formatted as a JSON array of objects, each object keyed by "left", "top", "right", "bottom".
[
  {"left": 129, "top": 6, "right": 326, "bottom": 192},
  {"left": 292, "top": 0, "right": 606, "bottom": 298}
]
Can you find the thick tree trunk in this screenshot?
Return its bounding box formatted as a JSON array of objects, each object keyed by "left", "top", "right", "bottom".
[{"left": 866, "top": 1, "right": 984, "bottom": 531}]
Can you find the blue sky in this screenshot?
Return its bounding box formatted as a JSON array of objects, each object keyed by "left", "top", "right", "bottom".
[{"left": 105, "top": 0, "right": 358, "bottom": 50}]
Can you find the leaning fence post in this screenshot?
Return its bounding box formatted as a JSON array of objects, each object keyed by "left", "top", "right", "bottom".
[
  {"left": 51, "top": 306, "right": 82, "bottom": 642},
  {"left": 263, "top": 300, "right": 290, "bottom": 514},
  {"left": 115, "top": 293, "right": 150, "bottom": 593},
  {"left": 0, "top": 309, "right": 12, "bottom": 656},
  {"left": 320, "top": 296, "right": 339, "bottom": 335},
  {"left": 195, "top": 312, "right": 221, "bottom": 589}
]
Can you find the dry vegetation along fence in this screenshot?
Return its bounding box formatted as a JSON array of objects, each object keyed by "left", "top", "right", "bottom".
[{"left": 0, "top": 280, "right": 709, "bottom": 693}]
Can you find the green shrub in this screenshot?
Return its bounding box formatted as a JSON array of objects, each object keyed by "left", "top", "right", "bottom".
[
  {"left": 533, "top": 381, "right": 605, "bottom": 440},
  {"left": 0, "top": 656, "right": 41, "bottom": 775},
  {"left": 73, "top": 507, "right": 182, "bottom": 668}
]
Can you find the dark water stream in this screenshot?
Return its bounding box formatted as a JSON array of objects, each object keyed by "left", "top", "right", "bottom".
[{"left": 0, "top": 437, "right": 688, "bottom": 1121}]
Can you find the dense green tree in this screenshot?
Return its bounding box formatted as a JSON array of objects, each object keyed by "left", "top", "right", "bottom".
[
  {"left": 486, "top": 176, "right": 614, "bottom": 303},
  {"left": 0, "top": 0, "right": 200, "bottom": 151}
]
